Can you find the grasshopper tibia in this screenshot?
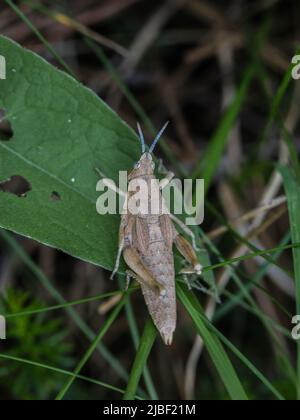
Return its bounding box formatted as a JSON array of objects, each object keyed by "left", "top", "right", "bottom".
[{"left": 175, "top": 234, "right": 202, "bottom": 275}]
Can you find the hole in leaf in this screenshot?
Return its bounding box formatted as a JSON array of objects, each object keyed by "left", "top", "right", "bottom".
[
  {"left": 50, "top": 191, "right": 61, "bottom": 201},
  {"left": 0, "top": 175, "right": 31, "bottom": 197},
  {"left": 0, "top": 109, "right": 13, "bottom": 141}
]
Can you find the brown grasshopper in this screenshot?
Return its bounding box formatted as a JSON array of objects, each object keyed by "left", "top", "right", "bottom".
[{"left": 107, "top": 123, "right": 202, "bottom": 345}]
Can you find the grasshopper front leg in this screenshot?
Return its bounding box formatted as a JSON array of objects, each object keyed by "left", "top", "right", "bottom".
[
  {"left": 96, "top": 171, "right": 127, "bottom": 280},
  {"left": 110, "top": 215, "right": 129, "bottom": 280},
  {"left": 159, "top": 171, "right": 175, "bottom": 190},
  {"left": 110, "top": 238, "right": 125, "bottom": 280},
  {"left": 95, "top": 167, "right": 127, "bottom": 197}
]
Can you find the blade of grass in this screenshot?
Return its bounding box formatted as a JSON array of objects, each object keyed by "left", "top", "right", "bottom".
[
  {"left": 5, "top": 0, "right": 75, "bottom": 77},
  {"left": 254, "top": 59, "right": 300, "bottom": 181},
  {"left": 177, "top": 284, "right": 248, "bottom": 400},
  {"left": 4, "top": 289, "right": 136, "bottom": 319},
  {"left": 205, "top": 200, "right": 294, "bottom": 278},
  {"left": 223, "top": 270, "right": 296, "bottom": 388},
  {"left": 258, "top": 46, "right": 300, "bottom": 149},
  {"left": 22, "top": 0, "right": 128, "bottom": 57},
  {"left": 118, "top": 277, "right": 158, "bottom": 400},
  {"left": 279, "top": 165, "right": 300, "bottom": 399},
  {"left": 56, "top": 295, "right": 126, "bottom": 400},
  {"left": 192, "top": 63, "right": 255, "bottom": 191},
  {"left": 215, "top": 232, "right": 291, "bottom": 321},
  {"left": 202, "top": 242, "right": 300, "bottom": 273},
  {"left": 201, "top": 225, "right": 297, "bottom": 384},
  {"left": 0, "top": 353, "right": 142, "bottom": 399},
  {"left": 201, "top": 229, "right": 296, "bottom": 382},
  {"left": 205, "top": 320, "right": 287, "bottom": 401},
  {"left": 178, "top": 284, "right": 285, "bottom": 400},
  {"left": 192, "top": 20, "right": 271, "bottom": 192},
  {"left": 220, "top": 289, "right": 292, "bottom": 338},
  {"left": 124, "top": 297, "right": 158, "bottom": 400},
  {"left": 123, "top": 318, "right": 157, "bottom": 400},
  {"left": 201, "top": 227, "right": 296, "bottom": 381}
]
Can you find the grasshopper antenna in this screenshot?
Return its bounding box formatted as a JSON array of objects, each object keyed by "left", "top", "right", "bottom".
[
  {"left": 149, "top": 121, "right": 169, "bottom": 154},
  {"left": 137, "top": 122, "right": 146, "bottom": 154}
]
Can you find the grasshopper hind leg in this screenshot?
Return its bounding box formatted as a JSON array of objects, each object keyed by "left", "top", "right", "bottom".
[
  {"left": 174, "top": 234, "right": 202, "bottom": 275},
  {"left": 174, "top": 233, "right": 220, "bottom": 302},
  {"left": 125, "top": 269, "right": 141, "bottom": 290},
  {"left": 170, "top": 214, "right": 201, "bottom": 252},
  {"left": 123, "top": 246, "right": 166, "bottom": 296}
]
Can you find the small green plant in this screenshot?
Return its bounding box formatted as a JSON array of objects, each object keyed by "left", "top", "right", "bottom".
[{"left": 0, "top": 289, "right": 73, "bottom": 399}]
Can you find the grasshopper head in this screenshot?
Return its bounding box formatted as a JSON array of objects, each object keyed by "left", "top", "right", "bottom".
[
  {"left": 130, "top": 121, "right": 169, "bottom": 180},
  {"left": 129, "top": 152, "right": 155, "bottom": 180}
]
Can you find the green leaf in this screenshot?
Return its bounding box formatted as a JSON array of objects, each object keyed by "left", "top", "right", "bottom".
[
  {"left": 177, "top": 284, "right": 248, "bottom": 400},
  {"left": 0, "top": 35, "right": 140, "bottom": 271},
  {"left": 279, "top": 165, "right": 300, "bottom": 399}
]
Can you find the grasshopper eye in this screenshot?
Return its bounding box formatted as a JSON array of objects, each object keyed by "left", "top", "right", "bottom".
[
  {"left": 134, "top": 162, "right": 141, "bottom": 169},
  {"left": 151, "top": 162, "right": 155, "bottom": 170}
]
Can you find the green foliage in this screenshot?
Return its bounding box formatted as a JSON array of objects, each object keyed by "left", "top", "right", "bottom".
[
  {"left": 0, "top": 35, "right": 139, "bottom": 272},
  {"left": 0, "top": 288, "right": 73, "bottom": 399}
]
